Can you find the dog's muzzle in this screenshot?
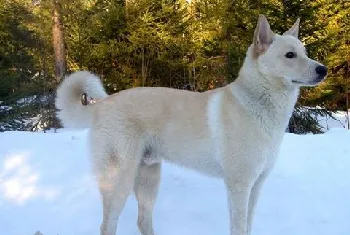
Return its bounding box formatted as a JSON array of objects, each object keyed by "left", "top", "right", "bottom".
[{"left": 292, "top": 65, "right": 328, "bottom": 86}]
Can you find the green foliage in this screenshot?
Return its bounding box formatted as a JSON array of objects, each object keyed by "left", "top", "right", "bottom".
[
  {"left": 0, "top": 0, "right": 42, "bottom": 98},
  {"left": 287, "top": 106, "right": 334, "bottom": 134},
  {"left": 0, "top": 0, "right": 348, "bottom": 133}
]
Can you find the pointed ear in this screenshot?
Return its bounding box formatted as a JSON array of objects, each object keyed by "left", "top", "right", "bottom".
[
  {"left": 283, "top": 18, "right": 300, "bottom": 38},
  {"left": 253, "top": 15, "right": 275, "bottom": 57}
]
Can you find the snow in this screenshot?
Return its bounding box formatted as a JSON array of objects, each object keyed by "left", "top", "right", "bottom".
[
  {"left": 0, "top": 105, "right": 13, "bottom": 111},
  {"left": 0, "top": 127, "right": 350, "bottom": 235},
  {"left": 318, "top": 111, "right": 349, "bottom": 131},
  {"left": 16, "top": 95, "right": 37, "bottom": 105}
]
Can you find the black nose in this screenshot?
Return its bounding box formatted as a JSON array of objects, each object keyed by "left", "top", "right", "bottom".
[{"left": 315, "top": 66, "right": 328, "bottom": 77}]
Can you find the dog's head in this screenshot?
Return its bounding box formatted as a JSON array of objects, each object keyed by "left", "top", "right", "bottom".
[{"left": 252, "top": 15, "right": 327, "bottom": 87}]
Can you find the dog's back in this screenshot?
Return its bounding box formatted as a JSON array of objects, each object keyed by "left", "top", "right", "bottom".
[{"left": 90, "top": 86, "right": 226, "bottom": 177}]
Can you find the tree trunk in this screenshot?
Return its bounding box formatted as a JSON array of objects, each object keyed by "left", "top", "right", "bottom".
[
  {"left": 52, "top": 0, "right": 66, "bottom": 84},
  {"left": 346, "top": 89, "right": 349, "bottom": 129},
  {"left": 346, "top": 63, "right": 349, "bottom": 129},
  {"left": 141, "top": 47, "right": 146, "bottom": 86}
]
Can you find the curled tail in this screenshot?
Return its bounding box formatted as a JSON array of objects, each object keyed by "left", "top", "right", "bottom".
[{"left": 55, "top": 71, "right": 108, "bottom": 128}]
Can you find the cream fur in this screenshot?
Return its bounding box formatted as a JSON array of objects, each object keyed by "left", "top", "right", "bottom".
[
  {"left": 55, "top": 71, "right": 107, "bottom": 128},
  {"left": 55, "top": 15, "right": 327, "bottom": 235}
]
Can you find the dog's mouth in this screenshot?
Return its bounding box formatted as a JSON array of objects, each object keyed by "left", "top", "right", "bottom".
[
  {"left": 291, "top": 80, "right": 315, "bottom": 86},
  {"left": 292, "top": 76, "right": 326, "bottom": 86},
  {"left": 291, "top": 80, "right": 304, "bottom": 85}
]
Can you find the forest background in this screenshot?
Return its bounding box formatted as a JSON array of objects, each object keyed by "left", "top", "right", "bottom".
[{"left": 0, "top": 0, "right": 349, "bottom": 133}]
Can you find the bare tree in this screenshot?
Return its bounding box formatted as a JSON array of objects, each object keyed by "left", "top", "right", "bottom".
[{"left": 52, "top": 0, "right": 66, "bottom": 83}]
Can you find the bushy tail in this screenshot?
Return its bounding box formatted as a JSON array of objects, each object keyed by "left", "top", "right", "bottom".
[{"left": 55, "top": 71, "right": 108, "bottom": 128}]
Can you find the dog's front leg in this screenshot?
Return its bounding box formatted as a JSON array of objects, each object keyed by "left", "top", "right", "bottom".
[
  {"left": 224, "top": 173, "right": 253, "bottom": 235},
  {"left": 247, "top": 169, "right": 270, "bottom": 235}
]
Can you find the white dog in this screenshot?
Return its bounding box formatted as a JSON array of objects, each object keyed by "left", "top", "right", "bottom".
[{"left": 55, "top": 15, "right": 327, "bottom": 235}]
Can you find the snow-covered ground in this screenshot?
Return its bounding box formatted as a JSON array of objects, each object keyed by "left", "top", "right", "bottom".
[
  {"left": 0, "top": 126, "right": 350, "bottom": 235},
  {"left": 318, "top": 110, "right": 349, "bottom": 131}
]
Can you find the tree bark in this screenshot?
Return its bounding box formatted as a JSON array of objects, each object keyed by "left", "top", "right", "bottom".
[
  {"left": 52, "top": 0, "right": 66, "bottom": 83},
  {"left": 141, "top": 47, "right": 146, "bottom": 86},
  {"left": 346, "top": 63, "right": 349, "bottom": 129}
]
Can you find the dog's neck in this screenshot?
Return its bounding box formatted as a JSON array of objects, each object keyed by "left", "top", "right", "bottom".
[{"left": 227, "top": 46, "right": 300, "bottom": 135}]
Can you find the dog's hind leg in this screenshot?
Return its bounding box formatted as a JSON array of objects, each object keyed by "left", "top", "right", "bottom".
[
  {"left": 96, "top": 148, "right": 141, "bottom": 235},
  {"left": 134, "top": 162, "right": 161, "bottom": 235},
  {"left": 247, "top": 169, "right": 270, "bottom": 235}
]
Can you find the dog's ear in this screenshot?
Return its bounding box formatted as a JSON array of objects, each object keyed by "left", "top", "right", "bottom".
[
  {"left": 253, "top": 14, "right": 274, "bottom": 57},
  {"left": 283, "top": 18, "right": 300, "bottom": 38}
]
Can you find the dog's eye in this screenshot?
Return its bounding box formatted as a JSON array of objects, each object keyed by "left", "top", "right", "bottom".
[{"left": 285, "top": 52, "right": 296, "bottom": 59}]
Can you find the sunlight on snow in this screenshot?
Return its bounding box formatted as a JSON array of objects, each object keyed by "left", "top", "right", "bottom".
[{"left": 0, "top": 153, "right": 58, "bottom": 205}]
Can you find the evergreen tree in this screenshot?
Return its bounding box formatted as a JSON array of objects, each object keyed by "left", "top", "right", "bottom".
[{"left": 0, "top": 0, "right": 348, "bottom": 132}]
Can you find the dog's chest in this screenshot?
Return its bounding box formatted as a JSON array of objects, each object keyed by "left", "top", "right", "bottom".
[
  {"left": 207, "top": 92, "right": 282, "bottom": 173},
  {"left": 161, "top": 136, "right": 224, "bottom": 178}
]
